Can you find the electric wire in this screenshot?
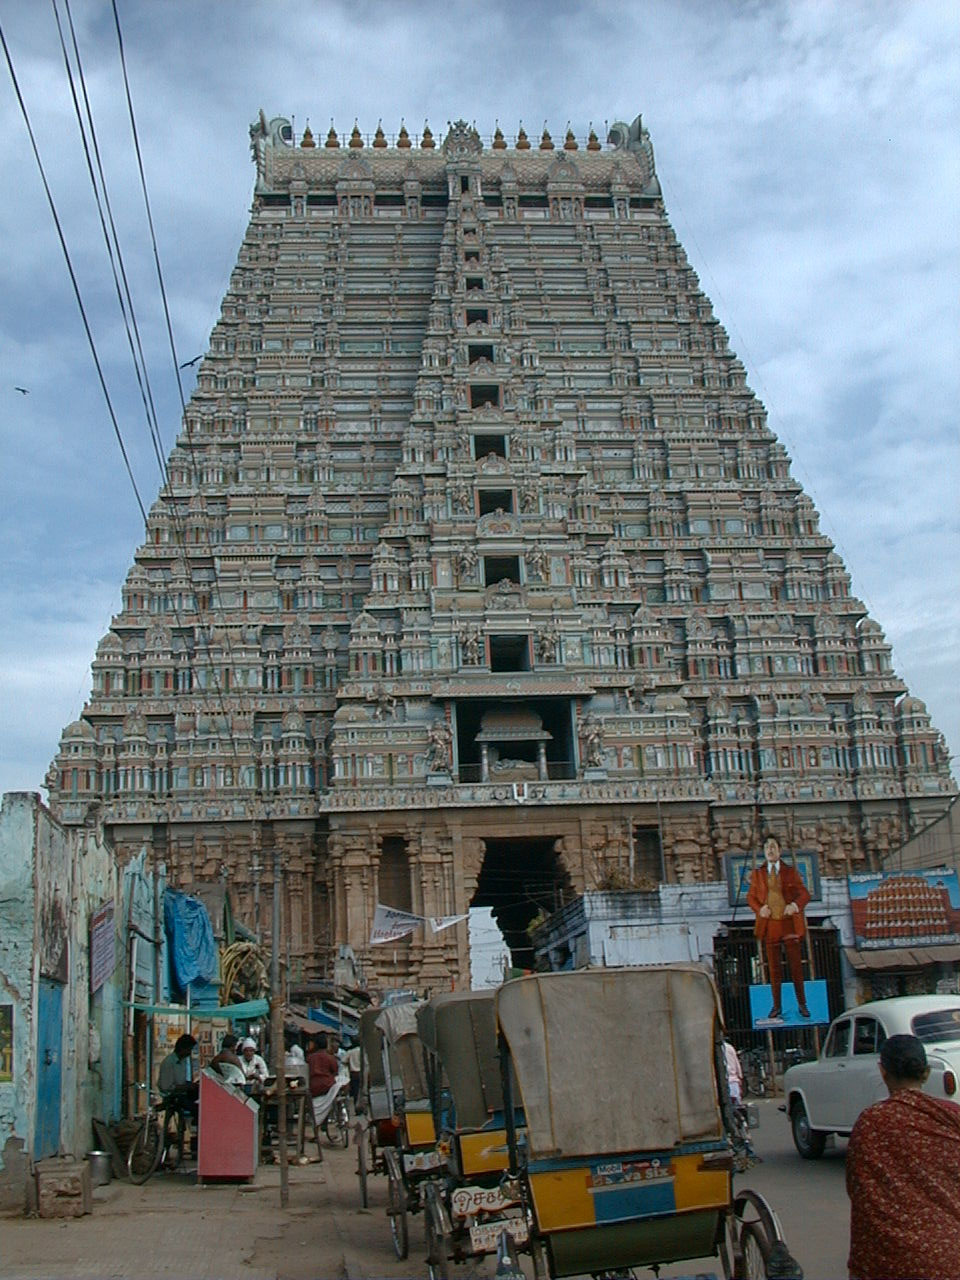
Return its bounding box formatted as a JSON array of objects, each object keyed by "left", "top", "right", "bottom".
[
  {"left": 53, "top": 0, "right": 243, "bottom": 769},
  {"left": 0, "top": 20, "right": 148, "bottom": 527},
  {"left": 54, "top": 0, "right": 168, "bottom": 483}
]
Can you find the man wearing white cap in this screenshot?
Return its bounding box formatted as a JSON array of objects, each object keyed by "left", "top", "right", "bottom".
[{"left": 240, "top": 1036, "right": 268, "bottom": 1084}]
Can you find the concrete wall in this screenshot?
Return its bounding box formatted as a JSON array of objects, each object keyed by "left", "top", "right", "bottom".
[
  {"left": 60, "top": 826, "right": 119, "bottom": 1160},
  {"left": 0, "top": 793, "right": 118, "bottom": 1209},
  {"left": 885, "top": 795, "right": 960, "bottom": 875},
  {"left": 0, "top": 794, "right": 37, "bottom": 1207}
]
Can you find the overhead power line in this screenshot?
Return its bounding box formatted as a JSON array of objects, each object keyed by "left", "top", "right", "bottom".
[
  {"left": 45, "top": 0, "right": 243, "bottom": 767},
  {"left": 0, "top": 18, "right": 148, "bottom": 525}
]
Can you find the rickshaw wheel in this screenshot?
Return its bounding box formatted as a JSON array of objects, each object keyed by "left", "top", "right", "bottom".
[
  {"left": 387, "top": 1172, "right": 409, "bottom": 1259},
  {"left": 356, "top": 1130, "right": 368, "bottom": 1209},
  {"left": 425, "top": 1215, "right": 450, "bottom": 1280},
  {"left": 738, "top": 1222, "right": 769, "bottom": 1279}
]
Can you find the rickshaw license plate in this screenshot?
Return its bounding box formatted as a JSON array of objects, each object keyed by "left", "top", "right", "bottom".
[
  {"left": 403, "top": 1149, "right": 442, "bottom": 1173},
  {"left": 468, "top": 1218, "right": 528, "bottom": 1253},
  {"left": 451, "top": 1185, "right": 519, "bottom": 1218}
]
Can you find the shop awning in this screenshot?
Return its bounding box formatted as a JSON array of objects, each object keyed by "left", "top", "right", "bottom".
[
  {"left": 844, "top": 945, "right": 960, "bottom": 972},
  {"left": 125, "top": 998, "right": 269, "bottom": 1019},
  {"left": 285, "top": 1007, "right": 327, "bottom": 1034}
]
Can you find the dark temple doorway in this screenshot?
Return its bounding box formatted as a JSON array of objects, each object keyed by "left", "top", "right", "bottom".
[{"left": 470, "top": 836, "right": 573, "bottom": 972}]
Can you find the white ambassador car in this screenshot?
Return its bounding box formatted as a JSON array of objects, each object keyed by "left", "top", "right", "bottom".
[{"left": 783, "top": 995, "right": 960, "bottom": 1158}]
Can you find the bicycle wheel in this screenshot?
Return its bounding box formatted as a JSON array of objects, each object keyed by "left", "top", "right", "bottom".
[
  {"left": 324, "top": 1101, "right": 349, "bottom": 1148},
  {"left": 387, "top": 1168, "right": 409, "bottom": 1260},
  {"left": 425, "top": 1211, "right": 449, "bottom": 1279},
  {"left": 738, "top": 1222, "right": 769, "bottom": 1280},
  {"left": 127, "top": 1115, "right": 163, "bottom": 1184}
]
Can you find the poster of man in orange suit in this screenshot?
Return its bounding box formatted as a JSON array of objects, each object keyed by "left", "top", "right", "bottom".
[{"left": 746, "top": 836, "right": 812, "bottom": 1019}]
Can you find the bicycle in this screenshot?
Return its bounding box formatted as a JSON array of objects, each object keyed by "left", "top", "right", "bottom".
[
  {"left": 127, "top": 1087, "right": 188, "bottom": 1184},
  {"left": 739, "top": 1046, "right": 769, "bottom": 1098},
  {"left": 732, "top": 1102, "right": 762, "bottom": 1171},
  {"left": 323, "top": 1083, "right": 350, "bottom": 1148}
]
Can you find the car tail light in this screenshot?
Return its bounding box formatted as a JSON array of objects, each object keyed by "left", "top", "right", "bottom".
[{"left": 943, "top": 1069, "right": 957, "bottom": 1097}]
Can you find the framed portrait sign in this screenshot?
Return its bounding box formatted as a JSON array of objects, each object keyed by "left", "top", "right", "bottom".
[{"left": 725, "top": 850, "right": 822, "bottom": 908}]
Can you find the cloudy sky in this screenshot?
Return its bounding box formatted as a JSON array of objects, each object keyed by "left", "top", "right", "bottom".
[{"left": 0, "top": 0, "right": 957, "bottom": 797}]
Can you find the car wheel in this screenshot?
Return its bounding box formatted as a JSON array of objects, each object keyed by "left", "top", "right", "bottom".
[{"left": 790, "top": 1099, "right": 827, "bottom": 1159}]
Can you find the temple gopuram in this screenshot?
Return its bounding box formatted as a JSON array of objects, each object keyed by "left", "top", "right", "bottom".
[{"left": 47, "top": 115, "right": 956, "bottom": 988}]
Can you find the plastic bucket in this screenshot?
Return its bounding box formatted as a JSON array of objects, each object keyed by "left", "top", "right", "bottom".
[{"left": 86, "top": 1150, "right": 112, "bottom": 1186}]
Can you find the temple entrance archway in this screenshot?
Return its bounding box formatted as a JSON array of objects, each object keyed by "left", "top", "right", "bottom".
[{"left": 470, "top": 836, "right": 573, "bottom": 972}]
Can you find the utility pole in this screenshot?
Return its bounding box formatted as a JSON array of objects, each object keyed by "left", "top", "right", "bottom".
[{"left": 268, "top": 820, "right": 289, "bottom": 1207}]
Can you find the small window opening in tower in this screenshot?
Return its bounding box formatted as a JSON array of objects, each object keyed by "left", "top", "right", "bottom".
[
  {"left": 632, "top": 826, "right": 664, "bottom": 884},
  {"left": 379, "top": 834, "right": 413, "bottom": 913},
  {"left": 489, "top": 634, "right": 530, "bottom": 672},
  {"left": 460, "top": 175, "right": 470, "bottom": 194},
  {"left": 473, "top": 433, "right": 506, "bottom": 459},
  {"left": 464, "top": 248, "right": 480, "bottom": 263},
  {"left": 470, "top": 384, "right": 500, "bottom": 410},
  {"left": 466, "top": 276, "right": 484, "bottom": 292},
  {"left": 464, "top": 224, "right": 478, "bottom": 238},
  {"left": 466, "top": 307, "right": 489, "bottom": 326},
  {"left": 483, "top": 555, "right": 520, "bottom": 587},
  {"left": 478, "top": 488, "right": 513, "bottom": 516},
  {"left": 469, "top": 343, "right": 495, "bottom": 364}
]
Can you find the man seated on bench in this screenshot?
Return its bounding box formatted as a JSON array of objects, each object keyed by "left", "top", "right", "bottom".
[{"left": 158, "top": 1033, "right": 200, "bottom": 1120}]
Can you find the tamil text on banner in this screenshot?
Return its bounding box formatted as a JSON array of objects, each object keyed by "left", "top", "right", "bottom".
[{"left": 370, "top": 903, "right": 424, "bottom": 945}]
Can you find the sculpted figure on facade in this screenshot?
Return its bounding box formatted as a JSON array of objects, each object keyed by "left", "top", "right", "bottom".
[
  {"left": 536, "top": 626, "right": 558, "bottom": 664},
  {"left": 580, "top": 714, "right": 605, "bottom": 769},
  {"left": 527, "top": 544, "right": 548, "bottom": 581},
  {"left": 519, "top": 477, "right": 539, "bottom": 513},
  {"left": 459, "top": 627, "right": 483, "bottom": 665},
  {"left": 455, "top": 544, "right": 478, "bottom": 584},
  {"left": 426, "top": 720, "right": 453, "bottom": 772}
]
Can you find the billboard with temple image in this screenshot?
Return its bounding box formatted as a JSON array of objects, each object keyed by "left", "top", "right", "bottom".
[{"left": 848, "top": 869, "right": 960, "bottom": 949}]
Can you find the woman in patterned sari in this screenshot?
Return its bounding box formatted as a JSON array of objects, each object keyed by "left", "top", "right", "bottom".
[{"left": 846, "top": 1033, "right": 960, "bottom": 1279}]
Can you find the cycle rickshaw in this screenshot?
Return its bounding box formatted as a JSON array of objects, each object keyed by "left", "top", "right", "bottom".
[
  {"left": 417, "top": 989, "right": 529, "bottom": 1278},
  {"left": 355, "top": 1005, "right": 394, "bottom": 1209},
  {"left": 495, "top": 965, "right": 801, "bottom": 1279},
  {"left": 371, "top": 1000, "right": 441, "bottom": 1259}
]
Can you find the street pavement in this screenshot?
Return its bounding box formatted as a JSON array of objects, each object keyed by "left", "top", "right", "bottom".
[{"left": 0, "top": 1100, "right": 850, "bottom": 1279}]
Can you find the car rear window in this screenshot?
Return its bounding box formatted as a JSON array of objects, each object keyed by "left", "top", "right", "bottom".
[{"left": 911, "top": 1008, "right": 960, "bottom": 1044}]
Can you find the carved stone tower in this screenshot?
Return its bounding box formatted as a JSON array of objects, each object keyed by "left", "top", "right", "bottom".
[{"left": 48, "top": 114, "right": 956, "bottom": 988}]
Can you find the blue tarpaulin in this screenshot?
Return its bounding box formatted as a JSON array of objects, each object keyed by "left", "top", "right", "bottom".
[{"left": 164, "top": 890, "right": 217, "bottom": 989}]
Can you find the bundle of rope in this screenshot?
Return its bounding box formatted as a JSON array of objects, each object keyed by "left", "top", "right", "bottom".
[{"left": 220, "top": 940, "right": 268, "bottom": 1004}]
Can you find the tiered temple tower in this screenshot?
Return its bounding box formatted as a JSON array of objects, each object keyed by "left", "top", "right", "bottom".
[{"left": 48, "top": 114, "right": 956, "bottom": 987}]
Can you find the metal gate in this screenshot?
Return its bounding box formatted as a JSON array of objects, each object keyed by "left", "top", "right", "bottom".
[{"left": 713, "top": 924, "right": 844, "bottom": 1058}]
